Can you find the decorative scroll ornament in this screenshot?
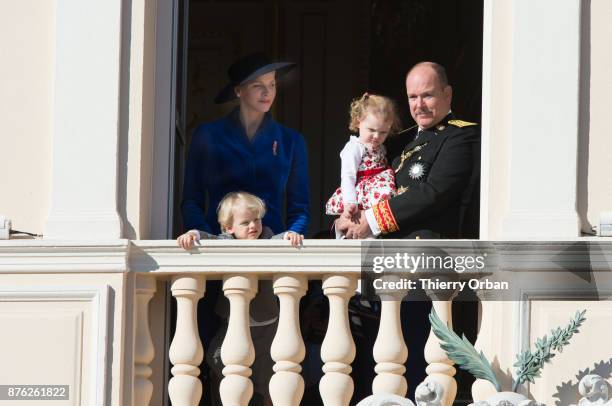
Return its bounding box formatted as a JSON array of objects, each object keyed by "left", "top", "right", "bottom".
[
  {"left": 577, "top": 374, "right": 611, "bottom": 406},
  {"left": 415, "top": 381, "right": 444, "bottom": 406},
  {"left": 356, "top": 394, "right": 416, "bottom": 406},
  {"left": 468, "top": 392, "right": 544, "bottom": 406},
  {"left": 355, "top": 381, "right": 444, "bottom": 406}
]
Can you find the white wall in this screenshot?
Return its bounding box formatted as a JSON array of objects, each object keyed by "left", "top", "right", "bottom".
[
  {"left": 480, "top": 0, "right": 513, "bottom": 239},
  {"left": 483, "top": 0, "right": 612, "bottom": 239},
  {"left": 586, "top": 0, "right": 612, "bottom": 233},
  {"left": 0, "top": 1, "right": 55, "bottom": 235},
  {"left": 121, "top": 0, "right": 159, "bottom": 240}
]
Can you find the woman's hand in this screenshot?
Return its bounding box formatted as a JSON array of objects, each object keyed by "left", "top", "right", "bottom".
[
  {"left": 284, "top": 231, "right": 304, "bottom": 247},
  {"left": 177, "top": 230, "right": 200, "bottom": 250}
]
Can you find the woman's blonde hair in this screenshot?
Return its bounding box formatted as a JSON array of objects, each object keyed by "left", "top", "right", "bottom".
[
  {"left": 348, "top": 93, "right": 402, "bottom": 133},
  {"left": 216, "top": 191, "right": 266, "bottom": 232}
]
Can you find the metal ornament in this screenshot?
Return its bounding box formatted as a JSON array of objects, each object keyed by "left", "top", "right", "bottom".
[
  {"left": 395, "top": 143, "right": 426, "bottom": 173},
  {"left": 408, "top": 162, "right": 426, "bottom": 180}
]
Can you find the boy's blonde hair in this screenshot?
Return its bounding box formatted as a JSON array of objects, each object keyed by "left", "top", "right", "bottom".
[
  {"left": 349, "top": 93, "right": 402, "bottom": 133},
  {"left": 216, "top": 191, "right": 266, "bottom": 232}
]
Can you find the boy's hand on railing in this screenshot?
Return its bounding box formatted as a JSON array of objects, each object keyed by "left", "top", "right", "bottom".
[
  {"left": 284, "top": 231, "right": 304, "bottom": 247},
  {"left": 177, "top": 230, "right": 200, "bottom": 250}
]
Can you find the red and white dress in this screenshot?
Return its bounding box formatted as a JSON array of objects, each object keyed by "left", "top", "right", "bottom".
[{"left": 325, "top": 136, "right": 396, "bottom": 215}]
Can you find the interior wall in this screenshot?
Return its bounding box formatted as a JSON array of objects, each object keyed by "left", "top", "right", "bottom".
[
  {"left": 585, "top": 0, "right": 612, "bottom": 233},
  {"left": 186, "top": 0, "right": 371, "bottom": 236},
  {"left": 185, "top": 0, "right": 484, "bottom": 237},
  {"left": 0, "top": 1, "right": 55, "bottom": 235}
]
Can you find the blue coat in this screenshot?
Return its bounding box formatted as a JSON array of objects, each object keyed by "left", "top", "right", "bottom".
[{"left": 182, "top": 108, "right": 310, "bottom": 235}]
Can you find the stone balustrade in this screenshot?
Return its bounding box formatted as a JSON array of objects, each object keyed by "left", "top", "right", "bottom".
[{"left": 130, "top": 239, "right": 469, "bottom": 406}]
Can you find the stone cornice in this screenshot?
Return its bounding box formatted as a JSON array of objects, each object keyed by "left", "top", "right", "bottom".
[
  {"left": 492, "top": 240, "right": 612, "bottom": 272},
  {"left": 0, "top": 240, "right": 129, "bottom": 273}
]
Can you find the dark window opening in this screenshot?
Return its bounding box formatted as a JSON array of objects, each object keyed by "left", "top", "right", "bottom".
[
  {"left": 183, "top": 0, "right": 483, "bottom": 239},
  {"left": 177, "top": 2, "right": 483, "bottom": 403}
]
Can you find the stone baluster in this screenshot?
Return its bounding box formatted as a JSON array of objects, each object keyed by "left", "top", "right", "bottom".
[
  {"left": 269, "top": 275, "right": 307, "bottom": 406},
  {"left": 168, "top": 275, "right": 206, "bottom": 406},
  {"left": 472, "top": 293, "right": 502, "bottom": 401},
  {"left": 372, "top": 288, "right": 408, "bottom": 397},
  {"left": 220, "top": 275, "right": 258, "bottom": 406},
  {"left": 423, "top": 287, "right": 459, "bottom": 406},
  {"left": 134, "top": 275, "right": 156, "bottom": 406},
  {"left": 320, "top": 274, "right": 357, "bottom": 406}
]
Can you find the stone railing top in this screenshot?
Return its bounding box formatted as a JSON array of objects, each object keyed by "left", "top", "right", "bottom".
[{"left": 0, "top": 239, "right": 611, "bottom": 275}]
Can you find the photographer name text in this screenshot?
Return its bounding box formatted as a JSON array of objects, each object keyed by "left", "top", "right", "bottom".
[{"left": 372, "top": 277, "right": 508, "bottom": 291}]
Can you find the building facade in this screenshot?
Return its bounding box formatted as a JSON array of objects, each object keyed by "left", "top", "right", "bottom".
[{"left": 0, "top": 1, "right": 611, "bottom": 405}]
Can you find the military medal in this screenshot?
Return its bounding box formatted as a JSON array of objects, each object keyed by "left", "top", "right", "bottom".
[{"left": 408, "top": 162, "right": 426, "bottom": 180}]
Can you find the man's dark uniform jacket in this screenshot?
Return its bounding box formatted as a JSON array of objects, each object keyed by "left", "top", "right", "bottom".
[{"left": 374, "top": 113, "right": 480, "bottom": 239}]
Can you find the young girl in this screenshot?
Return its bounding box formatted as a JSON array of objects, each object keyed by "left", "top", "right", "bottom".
[
  {"left": 325, "top": 93, "right": 401, "bottom": 224},
  {"left": 177, "top": 191, "right": 302, "bottom": 406}
]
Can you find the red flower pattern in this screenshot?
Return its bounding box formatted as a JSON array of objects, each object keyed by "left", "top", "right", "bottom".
[{"left": 325, "top": 144, "right": 396, "bottom": 215}]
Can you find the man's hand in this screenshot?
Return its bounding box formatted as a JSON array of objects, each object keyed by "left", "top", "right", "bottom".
[{"left": 335, "top": 210, "right": 372, "bottom": 239}]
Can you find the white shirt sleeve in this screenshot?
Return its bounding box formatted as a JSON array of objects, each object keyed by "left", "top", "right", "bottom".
[
  {"left": 364, "top": 208, "right": 381, "bottom": 236},
  {"left": 339, "top": 138, "right": 363, "bottom": 205}
]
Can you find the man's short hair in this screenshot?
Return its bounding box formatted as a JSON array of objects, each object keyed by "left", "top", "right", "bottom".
[
  {"left": 406, "top": 62, "right": 449, "bottom": 87},
  {"left": 216, "top": 191, "right": 266, "bottom": 231}
]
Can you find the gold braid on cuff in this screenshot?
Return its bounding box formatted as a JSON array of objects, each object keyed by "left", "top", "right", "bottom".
[{"left": 372, "top": 200, "right": 399, "bottom": 234}]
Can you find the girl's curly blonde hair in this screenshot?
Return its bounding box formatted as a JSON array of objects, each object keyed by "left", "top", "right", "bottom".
[{"left": 348, "top": 93, "right": 402, "bottom": 133}]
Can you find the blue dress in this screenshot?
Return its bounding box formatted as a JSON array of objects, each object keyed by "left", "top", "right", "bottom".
[{"left": 182, "top": 108, "right": 310, "bottom": 234}]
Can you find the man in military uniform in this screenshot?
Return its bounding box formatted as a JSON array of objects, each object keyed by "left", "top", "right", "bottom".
[{"left": 338, "top": 61, "right": 480, "bottom": 239}]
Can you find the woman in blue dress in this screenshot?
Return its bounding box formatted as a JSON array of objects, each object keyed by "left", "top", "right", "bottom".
[
  {"left": 181, "top": 52, "right": 310, "bottom": 406},
  {"left": 182, "top": 52, "right": 309, "bottom": 236}
]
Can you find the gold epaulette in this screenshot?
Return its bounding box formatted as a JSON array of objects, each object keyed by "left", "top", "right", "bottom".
[{"left": 448, "top": 119, "right": 478, "bottom": 128}]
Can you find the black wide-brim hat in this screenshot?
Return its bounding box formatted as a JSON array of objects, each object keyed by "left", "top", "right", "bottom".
[{"left": 214, "top": 52, "right": 296, "bottom": 104}]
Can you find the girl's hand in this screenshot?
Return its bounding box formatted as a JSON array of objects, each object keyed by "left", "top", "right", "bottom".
[
  {"left": 346, "top": 203, "right": 358, "bottom": 216},
  {"left": 343, "top": 204, "right": 359, "bottom": 223},
  {"left": 284, "top": 231, "right": 304, "bottom": 247},
  {"left": 177, "top": 230, "right": 200, "bottom": 250}
]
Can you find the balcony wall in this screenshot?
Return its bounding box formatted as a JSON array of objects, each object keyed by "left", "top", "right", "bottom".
[{"left": 1, "top": 239, "right": 611, "bottom": 405}]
